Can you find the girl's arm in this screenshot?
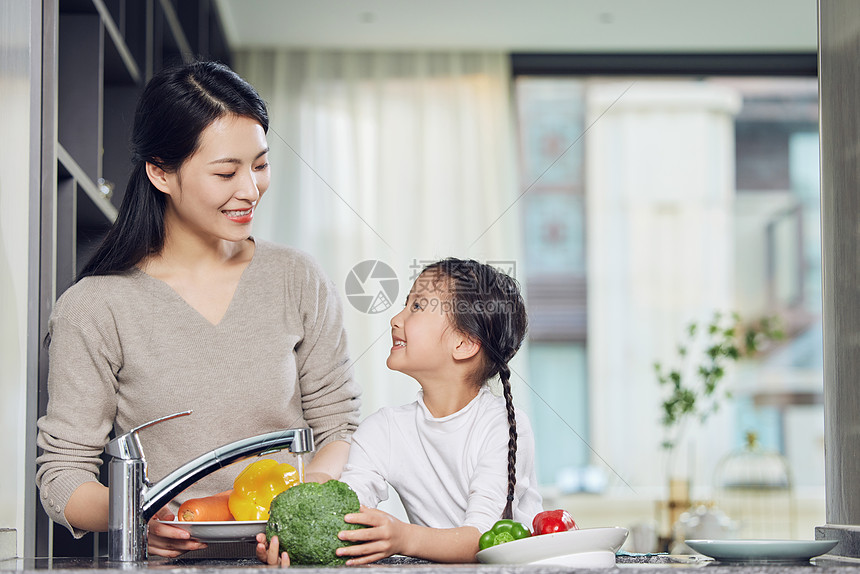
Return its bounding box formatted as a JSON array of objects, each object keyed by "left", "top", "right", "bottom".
[{"left": 336, "top": 506, "right": 481, "bottom": 565}]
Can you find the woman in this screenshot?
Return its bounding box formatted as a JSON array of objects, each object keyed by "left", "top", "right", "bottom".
[{"left": 35, "top": 61, "right": 361, "bottom": 557}]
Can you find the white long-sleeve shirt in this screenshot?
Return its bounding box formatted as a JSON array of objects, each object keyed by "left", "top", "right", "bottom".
[{"left": 340, "top": 386, "right": 543, "bottom": 533}]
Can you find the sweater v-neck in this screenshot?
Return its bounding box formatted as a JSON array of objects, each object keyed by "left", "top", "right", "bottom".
[{"left": 132, "top": 240, "right": 261, "bottom": 328}]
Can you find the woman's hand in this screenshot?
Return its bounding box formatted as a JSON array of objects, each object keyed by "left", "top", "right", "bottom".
[
  {"left": 335, "top": 506, "right": 411, "bottom": 565},
  {"left": 256, "top": 532, "right": 290, "bottom": 566},
  {"left": 146, "top": 507, "right": 208, "bottom": 558}
]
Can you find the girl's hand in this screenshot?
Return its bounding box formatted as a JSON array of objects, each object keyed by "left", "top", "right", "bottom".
[
  {"left": 336, "top": 506, "right": 411, "bottom": 565},
  {"left": 256, "top": 533, "right": 290, "bottom": 566},
  {"left": 147, "top": 507, "right": 208, "bottom": 558}
]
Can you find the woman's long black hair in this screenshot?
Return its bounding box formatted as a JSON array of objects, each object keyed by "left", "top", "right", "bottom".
[
  {"left": 77, "top": 61, "right": 269, "bottom": 280},
  {"left": 421, "top": 258, "right": 528, "bottom": 521}
]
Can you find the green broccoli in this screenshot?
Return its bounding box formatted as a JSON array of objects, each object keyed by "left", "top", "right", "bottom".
[{"left": 266, "top": 479, "right": 366, "bottom": 566}]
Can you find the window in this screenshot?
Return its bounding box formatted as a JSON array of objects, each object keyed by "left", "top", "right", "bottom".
[{"left": 514, "top": 70, "right": 823, "bottom": 499}]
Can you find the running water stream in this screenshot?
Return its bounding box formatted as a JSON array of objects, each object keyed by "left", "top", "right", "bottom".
[{"left": 295, "top": 453, "right": 305, "bottom": 483}]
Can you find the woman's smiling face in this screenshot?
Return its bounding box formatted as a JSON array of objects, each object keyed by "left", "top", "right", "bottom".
[{"left": 160, "top": 114, "right": 270, "bottom": 243}]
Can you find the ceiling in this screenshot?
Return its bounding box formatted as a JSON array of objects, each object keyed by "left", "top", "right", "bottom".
[{"left": 214, "top": 0, "right": 818, "bottom": 53}]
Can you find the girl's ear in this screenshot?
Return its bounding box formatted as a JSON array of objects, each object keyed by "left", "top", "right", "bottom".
[
  {"left": 452, "top": 335, "right": 481, "bottom": 361},
  {"left": 145, "top": 162, "right": 173, "bottom": 195}
]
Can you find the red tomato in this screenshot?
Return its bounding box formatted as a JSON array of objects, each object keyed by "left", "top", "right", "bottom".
[{"left": 532, "top": 509, "right": 578, "bottom": 535}]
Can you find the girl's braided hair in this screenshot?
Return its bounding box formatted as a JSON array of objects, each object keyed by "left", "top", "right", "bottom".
[{"left": 422, "top": 258, "right": 528, "bottom": 520}]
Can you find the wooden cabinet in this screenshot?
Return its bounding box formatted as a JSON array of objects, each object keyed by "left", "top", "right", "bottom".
[{"left": 34, "top": 0, "right": 231, "bottom": 558}]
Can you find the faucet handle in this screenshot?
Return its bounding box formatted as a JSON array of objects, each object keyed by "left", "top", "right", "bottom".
[{"left": 105, "top": 410, "right": 193, "bottom": 461}]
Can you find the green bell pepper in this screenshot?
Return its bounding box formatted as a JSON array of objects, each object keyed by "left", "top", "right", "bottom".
[{"left": 478, "top": 519, "right": 532, "bottom": 550}]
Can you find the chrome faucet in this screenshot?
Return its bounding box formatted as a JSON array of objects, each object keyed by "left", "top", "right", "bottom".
[{"left": 105, "top": 410, "right": 314, "bottom": 562}]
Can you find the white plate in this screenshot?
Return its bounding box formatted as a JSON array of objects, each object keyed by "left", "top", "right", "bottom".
[
  {"left": 476, "top": 527, "right": 628, "bottom": 566},
  {"left": 685, "top": 539, "right": 839, "bottom": 563},
  {"left": 531, "top": 550, "right": 618, "bottom": 568},
  {"left": 158, "top": 520, "right": 266, "bottom": 543}
]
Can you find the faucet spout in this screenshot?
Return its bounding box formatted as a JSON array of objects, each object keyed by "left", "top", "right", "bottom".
[
  {"left": 141, "top": 427, "right": 314, "bottom": 521},
  {"left": 106, "top": 414, "right": 314, "bottom": 562}
]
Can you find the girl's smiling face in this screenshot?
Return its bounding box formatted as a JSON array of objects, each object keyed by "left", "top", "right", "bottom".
[
  {"left": 156, "top": 114, "right": 270, "bottom": 244},
  {"left": 387, "top": 271, "right": 460, "bottom": 380}
]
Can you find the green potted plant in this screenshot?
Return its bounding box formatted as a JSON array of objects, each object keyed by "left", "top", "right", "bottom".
[{"left": 653, "top": 311, "right": 783, "bottom": 540}]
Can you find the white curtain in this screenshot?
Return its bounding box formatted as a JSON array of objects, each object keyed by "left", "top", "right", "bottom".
[{"left": 234, "top": 51, "right": 527, "bottom": 418}]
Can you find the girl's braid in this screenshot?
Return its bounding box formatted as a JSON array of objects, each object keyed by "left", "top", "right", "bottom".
[{"left": 498, "top": 362, "right": 517, "bottom": 520}]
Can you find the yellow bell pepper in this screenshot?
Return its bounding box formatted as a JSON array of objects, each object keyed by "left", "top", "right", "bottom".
[{"left": 228, "top": 459, "right": 299, "bottom": 520}]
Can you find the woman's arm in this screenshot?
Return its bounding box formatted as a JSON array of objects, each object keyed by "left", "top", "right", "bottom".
[
  {"left": 336, "top": 506, "right": 481, "bottom": 565},
  {"left": 303, "top": 439, "right": 350, "bottom": 483},
  {"left": 36, "top": 301, "right": 121, "bottom": 538},
  {"left": 64, "top": 482, "right": 109, "bottom": 532},
  {"left": 290, "top": 252, "right": 361, "bottom": 447},
  {"left": 65, "top": 481, "right": 208, "bottom": 557}
]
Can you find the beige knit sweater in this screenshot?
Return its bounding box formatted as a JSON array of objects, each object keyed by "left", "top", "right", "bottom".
[{"left": 35, "top": 240, "right": 361, "bottom": 537}]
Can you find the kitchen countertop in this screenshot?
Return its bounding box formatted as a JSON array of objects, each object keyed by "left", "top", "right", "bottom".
[{"left": 2, "top": 554, "right": 860, "bottom": 573}]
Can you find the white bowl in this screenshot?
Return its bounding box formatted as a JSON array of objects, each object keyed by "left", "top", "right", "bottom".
[
  {"left": 476, "top": 526, "right": 628, "bottom": 566},
  {"left": 157, "top": 519, "right": 266, "bottom": 543}
]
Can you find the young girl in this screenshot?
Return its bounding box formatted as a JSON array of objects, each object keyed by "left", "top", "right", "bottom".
[{"left": 258, "top": 258, "right": 543, "bottom": 565}]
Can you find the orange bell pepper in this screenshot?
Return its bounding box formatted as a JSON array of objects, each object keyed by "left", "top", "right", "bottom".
[{"left": 228, "top": 459, "right": 299, "bottom": 520}]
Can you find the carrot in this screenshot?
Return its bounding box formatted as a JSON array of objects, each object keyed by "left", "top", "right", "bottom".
[{"left": 177, "top": 491, "right": 234, "bottom": 522}]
